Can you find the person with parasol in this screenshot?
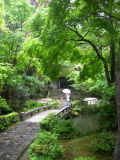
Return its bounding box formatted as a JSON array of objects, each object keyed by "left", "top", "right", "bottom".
[{"left": 62, "top": 89, "right": 71, "bottom": 106}]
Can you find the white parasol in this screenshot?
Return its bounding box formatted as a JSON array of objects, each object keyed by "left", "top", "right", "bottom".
[{"left": 62, "top": 89, "right": 71, "bottom": 94}]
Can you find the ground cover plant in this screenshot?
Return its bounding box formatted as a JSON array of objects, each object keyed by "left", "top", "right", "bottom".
[
  {"left": 28, "top": 131, "right": 63, "bottom": 160},
  {"left": 59, "top": 133, "right": 114, "bottom": 160}
]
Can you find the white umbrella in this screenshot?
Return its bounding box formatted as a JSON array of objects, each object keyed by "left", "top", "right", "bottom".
[{"left": 62, "top": 89, "right": 71, "bottom": 94}]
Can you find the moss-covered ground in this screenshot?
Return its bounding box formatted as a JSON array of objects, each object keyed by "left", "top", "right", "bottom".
[{"left": 59, "top": 134, "right": 113, "bottom": 160}]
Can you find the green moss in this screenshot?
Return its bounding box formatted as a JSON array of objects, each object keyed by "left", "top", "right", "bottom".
[{"left": 59, "top": 134, "right": 114, "bottom": 160}]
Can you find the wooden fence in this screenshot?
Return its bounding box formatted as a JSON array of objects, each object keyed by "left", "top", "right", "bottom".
[{"left": 19, "top": 104, "right": 52, "bottom": 121}]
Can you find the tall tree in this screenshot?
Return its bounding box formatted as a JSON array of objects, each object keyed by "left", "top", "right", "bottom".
[
  {"left": 39, "top": 0, "right": 119, "bottom": 86},
  {"left": 114, "top": 39, "right": 120, "bottom": 160},
  {"left": 0, "top": 0, "right": 5, "bottom": 29}
]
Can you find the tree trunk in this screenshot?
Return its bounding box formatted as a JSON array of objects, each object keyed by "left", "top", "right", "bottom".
[
  {"left": 110, "top": 42, "right": 116, "bottom": 83},
  {"left": 114, "top": 39, "right": 120, "bottom": 160}
]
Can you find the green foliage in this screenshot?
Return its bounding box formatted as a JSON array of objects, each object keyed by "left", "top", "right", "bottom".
[
  {"left": 97, "top": 100, "right": 117, "bottom": 130},
  {"left": 74, "top": 157, "right": 95, "bottom": 160},
  {"left": 52, "top": 119, "right": 77, "bottom": 139},
  {"left": 25, "top": 6, "right": 48, "bottom": 36},
  {"left": 70, "top": 101, "right": 81, "bottom": 116},
  {"left": 0, "top": 96, "right": 13, "bottom": 115},
  {"left": 0, "top": 63, "right": 13, "bottom": 91},
  {"left": 11, "top": 87, "right": 30, "bottom": 111},
  {"left": 4, "top": 0, "right": 34, "bottom": 31},
  {"left": 0, "top": 112, "right": 19, "bottom": 131},
  {"left": 0, "top": 0, "right": 5, "bottom": 29},
  {"left": 23, "top": 100, "right": 43, "bottom": 112},
  {"left": 91, "top": 132, "right": 116, "bottom": 153},
  {"left": 39, "top": 113, "right": 56, "bottom": 131},
  {"left": 47, "top": 99, "right": 59, "bottom": 109},
  {"left": 72, "top": 99, "right": 117, "bottom": 132},
  {"left": 89, "top": 78, "right": 115, "bottom": 100},
  {"left": 40, "top": 114, "right": 77, "bottom": 139},
  {"left": 29, "top": 131, "right": 63, "bottom": 160}
]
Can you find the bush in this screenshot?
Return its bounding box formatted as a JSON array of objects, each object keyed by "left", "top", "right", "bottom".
[
  {"left": 40, "top": 114, "right": 77, "bottom": 139},
  {"left": 97, "top": 100, "right": 117, "bottom": 130},
  {"left": 24, "top": 100, "right": 43, "bottom": 111},
  {"left": 70, "top": 101, "right": 82, "bottom": 116},
  {"left": 91, "top": 132, "right": 116, "bottom": 153},
  {"left": 47, "top": 99, "right": 59, "bottom": 109},
  {"left": 52, "top": 119, "right": 76, "bottom": 139},
  {"left": 11, "top": 88, "right": 30, "bottom": 111},
  {"left": 40, "top": 113, "right": 56, "bottom": 131},
  {"left": 0, "top": 112, "right": 19, "bottom": 131},
  {"left": 0, "top": 96, "right": 13, "bottom": 115},
  {"left": 28, "top": 131, "right": 63, "bottom": 160}
]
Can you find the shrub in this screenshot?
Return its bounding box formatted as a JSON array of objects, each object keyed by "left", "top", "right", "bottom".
[
  {"left": 0, "top": 96, "right": 13, "bottom": 115},
  {"left": 39, "top": 113, "right": 56, "bottom": 131},
  {"left": 0, "top": 112, "right": 19, "bottom": 131},
  {"left": 97, "top": 100, "right": 117, "bottom": 130},
  {"left": 52, "top": 119, "right": 76, "bottom": 139},
  {"left": 40, "top": 114, "right": 77, "bottom": 139},
  {"left": 28, "top": 131, "right": 63, "bottom": 160},
  {"left": 47, "top": 99, "right": 59, "bottom": 109},
  {"left": 70, "top": 101, "right": 81, "bottom": 116},
  {"left": 24, "top": 100, "right": 43, "bottom": 111},
  {"left": 91, "top": 132, "right": 116, "bottom": 153}
]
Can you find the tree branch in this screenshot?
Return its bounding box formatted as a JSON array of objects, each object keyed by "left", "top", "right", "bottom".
[{"left": 98, "top": 8, "right": 120, "bottom": 21}]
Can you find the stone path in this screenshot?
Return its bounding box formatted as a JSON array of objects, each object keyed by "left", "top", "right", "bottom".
[
  {"left": 0, "top": 122, "right": 39, "bottom": 160},
  {"left": 0, "top": 98, "right": 66, "bottom": 160}
]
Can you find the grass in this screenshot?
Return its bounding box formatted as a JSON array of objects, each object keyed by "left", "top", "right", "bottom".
[{"left": 59, "top": 134, "right": 114, "bottom": 160}]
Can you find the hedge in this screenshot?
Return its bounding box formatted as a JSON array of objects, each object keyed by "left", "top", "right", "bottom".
[{"left": 0, "top": 112, "right": 19, "bottom": 131}]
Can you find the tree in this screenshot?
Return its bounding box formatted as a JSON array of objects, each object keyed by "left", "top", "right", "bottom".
[
  {"left": 114, "top": 39, "right": 120, "bottom": 160},
  {"left": 40, "top": 0, "right": 119, "bottom": 86},
  {"left": 0, "top": 0, "right": 50, "bottom": 110},
  {"left": 4, "top": 0, "right": 34, "bottom": 31},
  {"left": 0, "top": 0, "right": 5, "bottom": 29}
]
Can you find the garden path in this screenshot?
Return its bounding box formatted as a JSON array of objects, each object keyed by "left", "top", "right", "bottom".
[{"left": 0, "top": 98, "right": 66, "bottom": 160}]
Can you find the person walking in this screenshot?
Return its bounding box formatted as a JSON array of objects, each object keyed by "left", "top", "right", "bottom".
[{"left": 66, "top": 93, "right": 70, "bottom": 106}]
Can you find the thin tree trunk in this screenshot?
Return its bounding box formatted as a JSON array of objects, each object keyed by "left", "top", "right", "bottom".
[
  {"left": 110, "top": 42, "right": 116, "bottom": 83},
  {"left": 114, "top": 39, "right": 120, "bottom": 160}
]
